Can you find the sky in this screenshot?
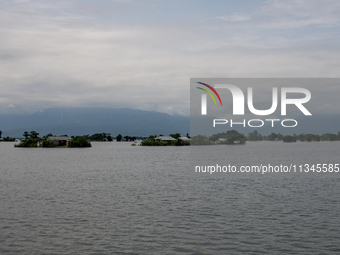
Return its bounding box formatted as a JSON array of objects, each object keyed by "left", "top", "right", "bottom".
[{"left": 1, "top": 0, "right": 340, "bottom": 115}]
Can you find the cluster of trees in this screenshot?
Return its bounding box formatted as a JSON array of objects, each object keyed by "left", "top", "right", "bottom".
[
  {"left": 15, "top": 131, "right": 42, "bottom": 147},
  {"left": 191, "top": 130, "right": 246, "bottom": 145},
  {"left": 282, "top": 133, "right": 340, "bottom": 142},
  {"left": 23, "top": 131, "right": 40, "bottom": 139},
  {"left": 247, "top": 130, "right": 340, "bottom": 142},
  {"left": 116, "top": 135, "right": 136, "bottom": 141},
  {"left": 83, "top": 133, "right": 137, "bottom": 141},
  {"left": 190, "top": 135, "right": 211, "bottom": 145},
  {"left": 84, "top": 133, "right": 113, "bottom": 141},
  {"left": 247, "top": 130, "right": 283, "bottom": 141},
  {"left": 191, "top": 130, "right": 340, "bottom": 145},
  {"left": 0, "top": 130, "right": 15, "bottom": 141},
  {"left": 1, "top": 136, "right": 16, "bottom": 141},
  {"left": 247, "top": 130, "right": 263, "bottom": 141},
  {"left": 140, "top": 134, "right": 190, "bottom": 146},
  {"left": 320, "top": 133, "right": 340, "bottom": 141},
  {"left": 15, "top": 131, "right": 91, "bottom": 148},
  {"left": 68, "top": 136, "right": 91, "bottom": 147}
]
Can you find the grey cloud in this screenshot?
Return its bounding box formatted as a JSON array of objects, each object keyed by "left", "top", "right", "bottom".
[{"left": 1, "top": 1, "right": 340, "bottom": 116}]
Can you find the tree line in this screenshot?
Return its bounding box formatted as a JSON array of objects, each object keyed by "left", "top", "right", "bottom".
[
  {"left": 0, "top": 130, "right": 15, "bottom": 141},
  {"left": 191, "top": 130, "right": 246, "bottom": 145},
  {"left": 16, "top": 131, "right": 147, "bottom": 147},
  {"left": 191, "top": 130, "right": 340, "bottom": 145},
  {"left": 140, "top": 133, "right": 190, "bottom": 146},
  {"left": 15, "top": 131, "right": 91, "bottom": 148},
  {"left": 247, "top": 130, "right": 340, "bottom": 142},
  {"left": 82, "top": 133, "right": 138, "bottom": 141}
]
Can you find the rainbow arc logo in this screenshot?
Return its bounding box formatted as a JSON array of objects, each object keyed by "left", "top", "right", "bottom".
[{"left": 196, "top": 82, "right": 222, "bottom": 106}]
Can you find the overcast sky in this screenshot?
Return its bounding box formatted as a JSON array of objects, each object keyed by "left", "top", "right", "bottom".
[{"left": 1, "top": 0, "right": 340, "bottom": 115}]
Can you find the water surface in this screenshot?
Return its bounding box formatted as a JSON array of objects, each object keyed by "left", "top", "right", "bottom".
[{"left": 0, "top": 141, "right": 339, "bottom": 254}]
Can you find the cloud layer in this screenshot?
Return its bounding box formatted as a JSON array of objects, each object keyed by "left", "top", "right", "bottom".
[{"left": 1, "top": 0, "right": 340, "bottom": 115}]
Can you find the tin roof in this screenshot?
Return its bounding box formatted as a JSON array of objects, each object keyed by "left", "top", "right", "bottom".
[
  {"left": 154, "top": 136, "right": 176, "bottom": 141},
  {"left": 48, "top": 136, "right": 70, "bottom": 141},
  {"left": 179, "top": 137, "right": 191, "bottom": 141}
]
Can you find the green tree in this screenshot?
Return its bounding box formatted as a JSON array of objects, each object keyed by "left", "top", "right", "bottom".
[
  {"left": 29, "top": 131, "right": 39, "bottom": 139},
  {"left": 247, "top": 130, "right": 262, "bottom": 141},
  {"left": 141, "top": 135, "right": 164, "bottom": 146},
  {"left": 267, "top": 132, "right": 278, "bottom": 141},
  {"left": 107, "top": 135, "right": 113, "bottom": 141},
  {"left": 0, "top": 130, "right": 2, "bottom": 138},
  {"left": 124, "top": 136, "right": 136, "bottom": 141},
  {"left": 282, "top": 135, "right": 297, "bottom": 142},
  {"left": 209, "top": 133, "right": 221, "bottom": 142},
  {"left": 320, "top": 133, "right": 337, "bottom": 141},
  {"left": 304, "top": 134, "right": 316, "bottom": 142},
  {"left": 40, "top": 139, "right": 56, "bottom": 147},
  {"left": 170, "top": 133, "right": 181, "bottom": 139},
  {"left": 90, "top": 133, "right": 105, "bottom": 141},
  {"left": 3, "top": 136, "right": 15, "bottom": 141},
  {"left": 191, "top": 135, "right": 211, "bottom": 145},
  {"left": 297, "top": 133, "right": 305, "bottom": 141},
  {"left": 223, "top": 130, "right": 246, "bottom": 144},
  {"left": 68, "top": 136, "right": 91, "bottom": 147},
  {"left": 116, "top": 134, "right": 122, "bottom": 141},
  {"left": 23, "top": 131, "right": 29, "bottom": 139},
  {"left": 175, "top": 138, "right": 184, "bottom": 146},
  {"left": 15, "top": 138, "right": 38, "bottom": 147}
]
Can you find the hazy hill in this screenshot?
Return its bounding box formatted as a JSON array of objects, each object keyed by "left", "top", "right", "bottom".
[
  {"left": 1, "top": 107, "right": 339, "bottom": 138},
  {"left": 0, "top": 108, "right": 190, "bottom": 138}
]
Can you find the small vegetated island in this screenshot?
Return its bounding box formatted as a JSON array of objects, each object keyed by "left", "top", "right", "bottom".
[
  {"left": 6, "top": 129, "right": 340, "bottom": 148},
  {"left": 190, "top": 130, "right": 340, "bottom": 145},
  {"left": 191, "top": 130, "right": 246, "bottom": 145},
  {"left": 14, "top": 131, "right": 91, "bottom": 148},
  {"left": 140, "top": 133, "right": 190, "bottom": 146},
  {"left": 246, "top": 130, "right": 340, "bottom": 142},
  {"left": 0, "top": 130, "right": 15, "bottom": 141}
]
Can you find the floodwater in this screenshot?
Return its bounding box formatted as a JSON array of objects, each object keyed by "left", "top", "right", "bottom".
[{"left": 1, "top": 141, "right": 339, "bottom": 254}]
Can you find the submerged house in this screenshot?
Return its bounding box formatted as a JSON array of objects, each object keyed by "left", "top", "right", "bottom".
[
  {"left": 153, "top": 136, "right": 176, "bottom": 143},
  {"left": 215, "top": 138, "right": 227, "bottom": 144},
  {"left": 179, "top": 137, "right": 191, "bottom": 142},
  {"left": 47, "top": 136, "right": 70, "bottom": 147}
]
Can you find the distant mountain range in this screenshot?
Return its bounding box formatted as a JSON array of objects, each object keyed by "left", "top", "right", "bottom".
[
  {"left": 0, "top": 107, "right": 339, "bottom": 138},
  {"left": 0, "top": 108, "right": 190, "bottom": 138}
]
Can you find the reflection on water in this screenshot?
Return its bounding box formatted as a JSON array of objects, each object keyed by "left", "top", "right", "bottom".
[{"left": 0, "top": 141, "right": 339, "bottom": 254}]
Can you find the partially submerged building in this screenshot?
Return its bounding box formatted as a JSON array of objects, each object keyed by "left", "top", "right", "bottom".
[
  {"left": 215, "top": 138, "right": 227, "bottom": 144},
  {"left": 153, "top": 136, "right": 176, "bottom": 143},
  {"left": 179, "top": 137, "right": 191, "bottom": 142},
  {"left": 47, "top": 136, "right": 70, "bottom": 147}
]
